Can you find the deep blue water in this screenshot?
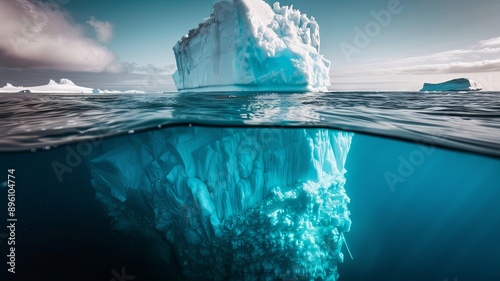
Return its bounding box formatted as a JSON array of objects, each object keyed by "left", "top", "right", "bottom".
[{"left": 0, "top": 91, "right": 499, "bottom": 281}]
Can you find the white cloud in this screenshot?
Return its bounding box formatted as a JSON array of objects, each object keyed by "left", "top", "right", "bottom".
[
  {"left": 87, "top": 16, "right": 113, "bottom": 43},
  {"left": 0, "top": 0, "right": 116, "bottom": 72},
  {"left": 344, "top": 36, "right": 500, "bottom": 75},
  {"left": 389, "top": 59, "right": 500, "bottom": 74},
  {"left": 479, "top": 37, "right": 500, "bottom": 47}
]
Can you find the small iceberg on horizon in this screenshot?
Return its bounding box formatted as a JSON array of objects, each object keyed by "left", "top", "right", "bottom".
[
  {"left": 172, "top": 0, "right": 331, "bottom": 92},
  {"left": 420, "top": 78, "right": 482, "bottom": 92},
  {"left": 0, "top": 79, "right": 94, "bottom": 94},
  {"left": 0, "top": 79, "right": 146, "bottom": 94}
]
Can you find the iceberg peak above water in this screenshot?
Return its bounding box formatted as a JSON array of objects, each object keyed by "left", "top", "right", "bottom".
[
  {"left": 47, "top": 78, "right": 76, "bottom": 86},
  {"left": 172, "top": 0, "right": 331, "bottom": 92}
]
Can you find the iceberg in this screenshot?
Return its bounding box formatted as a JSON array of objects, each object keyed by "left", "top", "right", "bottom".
[
  {"left": 420, "top": 78, "right": 482, "bottom": 92},
  {"left": 172, "top": 0, "right": 331, "bottom": 92},
  {"left": 0, "top": 79, "right": 147, "bottom": 94},
  {"left": 0, "top": 83, "right": 23, "bottom": 93},
  {"left": 123, "top": 90, "right": 146, "bottom": 94},
  {"left": 0, "top": 79, "right": 94, "bottom": 94},
  {"left": 90, "top": 127, "right": 353, "bottom": 280}
]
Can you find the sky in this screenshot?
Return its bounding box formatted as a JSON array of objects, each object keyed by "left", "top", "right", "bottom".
[{"left": 0, "top": 0, "right": 499, "bottom": 91}]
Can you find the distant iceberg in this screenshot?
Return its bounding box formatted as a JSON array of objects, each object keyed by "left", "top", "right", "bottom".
[
  {"left": 123, "top": 90, "right": 146, "bottom": 94},
  {"left": 172, "top": 0, "right": 331, "bottom": 92},
  {"left": 1, "top": 83, "right": 23, "bottom": 93},
  {"left": 420, "top": 78, "right": 482, "bottom": 92},
  {"left": 0, "top": 79, "right": 93, "bottom": 94},
  {"left": 0, "top": 79, "right": 146, "bottom": 94}
]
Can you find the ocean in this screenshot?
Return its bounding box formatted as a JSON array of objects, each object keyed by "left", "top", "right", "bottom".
[{"left": 0, "top": 91, "right": 499, "bottom": 281}]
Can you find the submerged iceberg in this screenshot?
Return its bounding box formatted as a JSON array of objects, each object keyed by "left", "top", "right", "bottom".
[
  {"left": 420, "top": 78, "right": 482, "bottom": 92},
  {"left": 90, "top": 127, "right": 353, "bottom": 280},
  {"left": 172, "top": 0, "right": 331, "bottom": 92}
]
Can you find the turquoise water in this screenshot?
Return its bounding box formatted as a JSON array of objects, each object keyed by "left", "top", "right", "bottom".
[
  {"left": 344, "top": 134, "right": 500, "bottom": 281},
  {"left": 0, "top": 92, "right": 499, "bottom": 281}
]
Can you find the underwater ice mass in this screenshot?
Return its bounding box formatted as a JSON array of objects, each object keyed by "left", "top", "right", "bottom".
[
  {"left": 172, "top": 0, "right": 331, "bottom": 92},
  {"left": 90, "top": 127, "right": 353, "bottom": 280}
]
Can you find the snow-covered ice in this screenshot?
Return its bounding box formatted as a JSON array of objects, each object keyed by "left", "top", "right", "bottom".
[
  {"left": 0, "top": 79, "right": 94, "bottom": 94},
  {"left": 0, "top": 79, "right": 147, "bottom": 94},
  {"left": 420, "top": 78, "right": 482, "bottom": 92},
  {"left": 172, "top": 0, "right": 331, "bottom": 92},
  {"left": 90, "top": 127, "right": 353, "bottom": 280},
  {"left": 0, "top": 83, "right": 23, "bottom": 93}
]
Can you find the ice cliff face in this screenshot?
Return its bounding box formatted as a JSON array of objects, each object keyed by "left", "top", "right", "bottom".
[
  {"left": 420, "top": 78, "right": 482, "bottom": 92},
  {"left": 172, "top": 0, "right": 331, "bottom": 92},
  {"left": 90, "top": 127, "right": 352, "bottom": 280}
]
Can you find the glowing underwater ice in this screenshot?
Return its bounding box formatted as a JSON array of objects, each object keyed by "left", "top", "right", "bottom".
[{"left": 90, "top": 127, "right": 353, "bottom": 280}]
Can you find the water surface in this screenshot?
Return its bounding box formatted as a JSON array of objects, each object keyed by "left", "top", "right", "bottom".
[{"left": 0, "top": 91, "right": 499, "bottom": 157}]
